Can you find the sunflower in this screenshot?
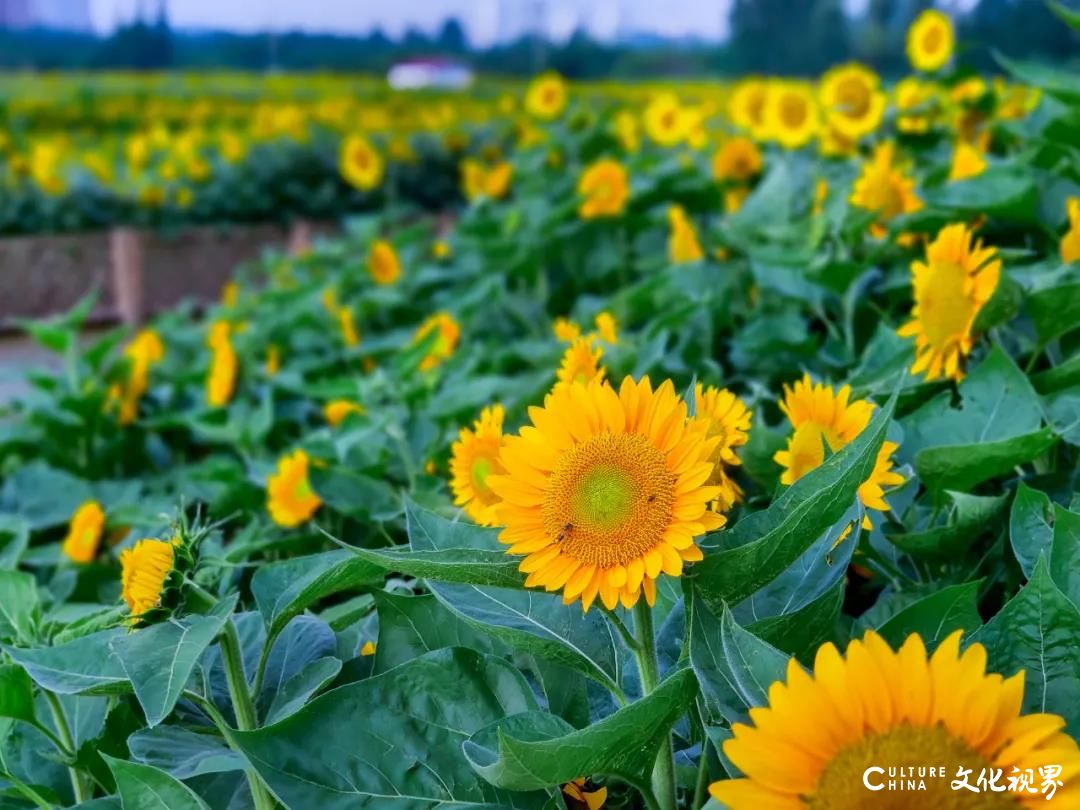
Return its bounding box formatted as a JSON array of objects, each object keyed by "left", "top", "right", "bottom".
[
  {"left": 264, "top": 345, "right": 281, "bottom": 376},
  {"left": 613, "top": 110, "right": 639, "bottom": 153},
  {"left": 368, "top": 239, "right": 401, "bottom": 285},
  {"left": 774, "top": 374, "right": 902, "bottom": 529},
  {"left": 949, "top": 140, "right": 988, "bottom": 182},
  {"left": 525, "top": 72, "right": 567, "bottom": 121},
  {"left": 450, "top": 404, "right": 507, "bottom": 526},
  {"left": 360, "top": 640, "right": 377, "bottom": 656},
  {"left": 119, "top": 538, "right": 176, "bottom": 618},
  {"left": 206, "top": 326, "right": 237, "bottom": 408},
  {"left": 849, "top": 142, "right": 922, "bottom": 239},
  {"left": 695, "top": 385, "right": 752, "bottom": 513},
  {"left": 725, "top": 186, "right": 750, "bottom": 214},
  {"left": 340, "top": 134, "right": 383, "bottom": 190},
  {"left": 324, "top": 399, "right": 365, "bottom": 427},
  {"left": 556, "top": 336, "right": 606, "bottom": 389},
  {"left": 712, "top": 137, "right": 762, "bottom": 183},
  {"left": 728, "top": 78, "right": 770, "bottom": 139},
  {"left": 710, "top": 630, "right": 1080, "bottom": 809},
  {"left": 462, "top": 159, "right": 513, "bottom": 201},
  {"left": 337, "top": 305, "right": 360, "bottom": 347},
  {"left": 819, "top": 63, "right": 886, "bottom": 142},
  {"left": 668, "top": 205, "right": 704, "bottom": 264},
  {"left": 111, "top": 328, "right": 165, "bottom": 425},
  {"left": 907, "top": 9, "right": 954, "bottom": 73},
  {"left": 898, "top": 223, "right": 1001, "bottom": 381},
  {"left": 1062, "top": 197, "right": 1080, "bottom": 264},
  {"left": 764, "top": 83, "right": 819, "bottom": 150},
  {"left": 62, "top": 500, "right": 106, "bottom": 564},
  {"left": 433, "top": 239, "right": 451, "bottom": 260},
  {"left": 563, "top": 779, "right": 607, "bottom": 810},
  {"left": 577, "top": 159, "right": 630, "bottom": 219},
  {"left": 594, "top": 312, "right": 618, "bottom": 345},
  {"left": 643, "top": 93, "right": 688, "bottom": 147},
  {"left": 413, "top": 312, "right": 460, "bottom": 371},
  {"left": 487, "top": 376, "right": 724, "bottom": 611},
  {"left": 895, "top": 76, "right": 941, "bottom": 134},
  {"left": 267, "top": 449, "right": 322, "bottom": 528},
  {"left": 553, "top": 317, "right": 582, "bottom": 343}
]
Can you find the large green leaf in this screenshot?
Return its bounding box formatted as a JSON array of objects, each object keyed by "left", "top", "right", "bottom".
[
  {"left": 127, "top": 726, "right": 244, "bottom": 780},
  {"left": 464, "top": 667, "right": 698, "bottom": 793},
  {"left": 870, "top": 581, "right": 983, "bottom": 649},
  {"left": 0, "top": 570, "right": 40, "bottom": 646},
  {"left": 0, "top": 516, "right": 29, "bottom": 570},
  {"left": 694, "top": 390, "right": 895, "bottom": 611},
  {"left": 1049, "top": 505, "right": 1080, "bottom": 607},
  {"left": 885, "top": 492, "right": 1007, "bottom": 557},
  {"left": 923, "top": 167, "right": 1037, "bottom": 223},
  {"left": 1010, "top": 482, "right": 1055, "bottom": 578},
  {"left": 102, "top": 754, "right": 211, "bottom": 810},
  {"left": 0, "top": 665, "right": 35, "bottom": 725},
  {"left": 110, "top": 598, "right": 235, "bottom": 727},
  {"left": 997, "top": 53, "right": 1080, "bottom": 104},
  {"left": 232, "top": 648, "right": 549, "bottom": 809},
  {"left": 250, "top": 550, "right": 384, "bottom": 638},
  {"left": 748, "top": 581, "right": 844, "bottom": 662},
  {"left": 3, "top": 629, "right": 129, "bottom": 696},
  {"left": 970, "top": 558, "right": 1080, "bottom": 733},
  {"left": 1027, "top": 280, "right": 1080, "bottom": 344}
]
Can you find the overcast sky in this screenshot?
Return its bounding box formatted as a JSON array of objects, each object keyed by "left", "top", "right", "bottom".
[{"left": 88, "top": 0, "right": 736, "bottom": 44}]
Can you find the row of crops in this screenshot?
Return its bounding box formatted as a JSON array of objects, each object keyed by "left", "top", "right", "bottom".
[{"left": 1, "top": 8, "right": 1080, "bottom": 810}]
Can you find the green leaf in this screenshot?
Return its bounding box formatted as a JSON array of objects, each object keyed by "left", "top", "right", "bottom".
[
  {"left": 371, "top": 591, "right": 503, "bottom": 675},
  {"left": 914, "top": 429, "right": 1058, "bottom": 493},
  {"left": 970, "top": 558, "right": 1080, "bottom": 733},
  {"left": 0, "top": 665, "right": 35, "bottom": 725},
  {"left": 1048, "top": 0, "right": 1080, "bottom": 31},
  {"left": 973, "top": 271, "right": 1023, "bottom": 334},
  {"left": 250, "top": 550, "right": 384, "bottom": 638},
  {"left": 1031, "top": 354, "right": 1080, "bottom": 395},
  {"left": 232, "top": 648, "right": 548, "bottom": 809},
  {"left": 871, "top": 581, "right": 983, "bottom": 649},
  {"left": 3, "top": 629, "right": 129, "bottom": 696},
  {"left": 885, "top": 492, "right": 1008, "bottom": 557},
  {"left": 923, "top": 167, "right": 1038, "bottom": 223},
  {"left": 997, "top": 53, "right": 1080, "bottom": 103},
  {"left": 1010, "top": 482, "right": 1055, "bottom": 578},
  {"left": 1049, "top": 505, "right": 1080, "bottom": 607},
  {"left": 128, "top": 726, "right": 245, "bottom": 780},
  {"left": 748, "top": 582, "right": 844, "bottom": 662},
  {"left": 351, "top": 546, "right": 526, "bottom": 590},
  {"left": 1027, "top": 280, "right": 1080, "bottom": 344},
  {"left": 0, "top": 570, "right": 40, "bottom": 646},
  {"left": 689, "top": 597, "right": 791, "bottom": 726},
  {"left": 110, "top": 600, "right": 235, "bottom": 727},
  {"left": 102, "top": 754, "right": 211, "bottom": 810},
  {"left": 464, "top": 667, "right": 698, "bottom": 792},
  {"left": 424, "top": 581, "right": 624, "bottom": 692},
  {"left": 0, "top": 516, "right": 29, "bottom": 569},
  {"left": 694, "top": 389, "right": 895, "bottom": 610},
  {"left": 264, "top": 657, "right": 342, "bottom": 725}
]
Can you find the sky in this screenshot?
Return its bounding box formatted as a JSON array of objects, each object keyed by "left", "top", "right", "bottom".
[{"left": 88, "top": 0, "right": 735, "bottom": 44}]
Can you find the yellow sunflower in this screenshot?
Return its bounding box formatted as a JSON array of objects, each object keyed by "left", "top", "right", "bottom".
[
  {"left": 668, "top": 205, "right": 704, "bottom": 264},
  {"left": 819, "top": 62, "right": 886, "bottom": 142},
  {"left": 613, "top": 110, "right": 639, "bottom": 153},
  {"left": 563, "top": 779, "right": 607, "bottom": 810},
  {"left": 340, "top": 134, "right": 384, "bottom": 191},
  {"left": 267, "top": 449, "right": 322, "bottom": 528},
  {"left": 206, "top": 328, "right": 237, "bottom": 408},
  {"left": 895, "top": 76, "right": 941, "bottom": 134},
  {"left": 774, "top": 374, "right": 902, "bottom": 529},
  {"left": 712, "top": 137, "right": 763, "bottom": 184},
  {"left": 695, "top": 384, "right": 752, "bottom": 513},
  {"left": 710, "top": 630, "right": 1080, "bottom": 809},
  {"left": 643, "top": 93, "right": 689, "bottom": 147},
  {"left": 462, "top": 159, "right": 513, "bottom": 201},
  {"left": 264, "top": 345, "right": 281, "bottom": 377},
  {"left": 595, "top": 311, "right": 618, "bottom": 345},
  {"left": 898, "top": 223, "right": 1001, "bottom": 381},
  {"left": 487, "top": 376, "right": 725, "bottom": 611},
  {"left": 577, "top": 159, "right": 630, "bottom": 219},
  {"left": 553, "top": 317, "right": 582, "bottom": 343},
  {"left": 337, "top": 306, "right": 361, "bottom": 347},
  {"left": 324, "top": 399, "right": 365, "bottom": 427},
  {"left": 764, "top": 82, "right": 819, "bottom": 150},
  {"left": 368, "top": 239, "right": 402, "bottom": 286},
  {"left": 849, "top": 142, "right": 922, "bottom": 239},
  {"left": 414, "top": 312, "right": 460, "bottom": 371},
  {"left": 525, "top": 72, "right": 567, "bottom": 121},
  {"left": 119, "top": 538, "right": 176, "bottom": 618},
  {"left": 907, "top": 9, "right": 955, "bottom": 72},
  {"left": 62, "top": 500, "right": 106, "bottom": 564},
  {"left": 728, "top": 78, "right": 770, "bottom": 139},
  {"left": 556, "top": 336, "right": 606, "bottom": 389},
  {"left": 1062, "top": 197, "right": 1080, "bottom": 264},
  {"left": 450, "top": 404, "right": 507, "bottom": 526},
  {"left": 949, "top": 140, "right": 988, "bottom": 182}
]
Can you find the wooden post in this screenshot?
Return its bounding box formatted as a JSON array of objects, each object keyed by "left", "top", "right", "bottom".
[
  {"left": 287, "top": 219, "right": 312, "bottom": 256},
  {"left": 110, "top": 227, "right": 143, "bottom": 326}
]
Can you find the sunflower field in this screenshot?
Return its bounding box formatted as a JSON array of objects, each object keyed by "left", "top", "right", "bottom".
[{"left": 2, "top": 7, "right": 1080, "bottom": 810}]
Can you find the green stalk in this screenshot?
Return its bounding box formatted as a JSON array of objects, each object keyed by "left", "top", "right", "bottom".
[
  {"left": 632, "top": 601, "right": 677, "bottom": 810},
  {"left": 220, "top": 620, "right": 276, "bottom": 810},
  {"left": 692, "top": 736, "right": 710, "bottom": 809},
  {"left": 44, "top": 691, "right": 88, "bottom": 804}
]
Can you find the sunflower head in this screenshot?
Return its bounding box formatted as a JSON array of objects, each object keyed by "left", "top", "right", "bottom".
[
  {"left": 206, "top": 336, "right": 237, "bottom": 409},
  {"left": 62, "top": 500, "right": 106, "bottom": 565},
  {"left": 949, "top": 140, "right": 988, "bottom": 182},
  {"left": 898, "top": 223, "right": 1001, "bottom": 381},
  {"left": 337, "top": 305, "right": 361, "bottom": 347},
  {"left": 710, "top": 629, "right": 1080, "bottom": 809},
  {"left": 264, "top": 344, "right": 281, "bottom": 376},
  {"left": 819, "top": 62, "right": 886, "bottom": 142},
  {"left": 557, "top": 336, "right": 606, "bottom": 390},
  {"left": 848, "top": 141, "right": 922, "bottom": 237},
  {"left": 695, "top": 384, "right": 752, "bottom": 513},
  {"left": 895, "top": 76, "right": 942, "bottom": 134},
  {"left": 433, "top": 239, "right": 451, "bottom": 260},
  {"left": 577, "top": 159, "right": 630, "bottom": 219},
  {"left": 712, "top": 136, "right": 762, "bottom": 183},
  {"left": 450, "top": 404, "right": 507, "bottom": 526},
  {"left": 1062, "top": 197, "right": 1080, "bottom": 265},
  {"left": 368, "top": 239, "right": 402, "bottom": 286},
  {"left": 668, "top": 205, "right": 704, "bottom": 264},
  {"left": 553, "top": 317, "right": 582, "bottom": 343},
  {"left": 267, "top": 449, "right": 322, "bottom": 528},
  {"left": 613, "top": 109, "right": 639, "bottom": 153},
  {"left": 413, "top": 312, "right": 460, "bottom": 371},
  {"left": 324, "top": 399, "right": 365, "bottom": 427},
  {"left": 487, "top": 376, "right": 724, "bottom": 611},
  {"left": 907, "top": 9, "right": 955, "bottom": 72},
  {"left": 525, "top": 72, "right": 567, "bottom": 121},
  {"left": 340, "top": 134, "right": 384, "bottom": 191},
  {"left": 764, "top": 82, "right": 819, "bottom": 149},
  {"left": 119, "top": 532, "right": 196, "bottom": 626},
  {"left": 728, "top": 78, "right": 770, "bottom": 139},
  {"left": 643, "top": 93, "right": 688, "bottom": 147},
  {"left": 563, "top": 778, "right": 607, "bottom": 810}
]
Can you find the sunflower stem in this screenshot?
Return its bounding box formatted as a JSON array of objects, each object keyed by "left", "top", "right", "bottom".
[
  {"left": 44, "top": 690, "right": 89, "bottom": 804},
  {"left": 220, "top": 620, "right": 277, "bottom": 810},
  {"left": 632, "top": 601, "right": 677, "bottom": 810}
]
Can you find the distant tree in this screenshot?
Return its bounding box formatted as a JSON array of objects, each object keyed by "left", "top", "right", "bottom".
[
  {"left": 728, "top": 0, "right": 849, "bottom": 75},
  {"left": 436, "top": 18, "right": 467, "bottom": 53}
]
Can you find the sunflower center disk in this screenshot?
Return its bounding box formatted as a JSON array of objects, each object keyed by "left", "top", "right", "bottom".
[
  {"left": 918, "top": 260, "right": 976, "bottom": 347},
  {"left": 807, "top": 725, "right": 1017, "bottom": 810},
  {"left": 542, "top": 432, "right": 675, "bottom": 568}
]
